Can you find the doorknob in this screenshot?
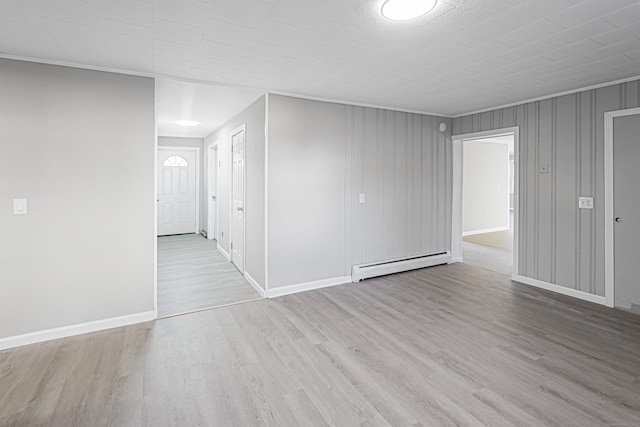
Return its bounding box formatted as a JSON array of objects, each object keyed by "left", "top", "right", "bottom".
[
  {"left": 237, "top": 207, "right": 244, "bottom": 211},
  {"left": 615, "top": 217, "right": 623, "bottom": 223},
  {"left": 211, "top": 196, "right": 217, "bottom": 200}
]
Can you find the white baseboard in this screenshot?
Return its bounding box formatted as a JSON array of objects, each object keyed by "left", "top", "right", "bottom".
[
  {"left": 451, "top": 257, "right": 464, "bottom": 263},
  {"left": 511, "top": 275, "right": 607, "bottom": 306},
  {"left": 217, "top": 244, "right": 231, "bottom": 261},
  {"left": 268, "top": 276, "right": 352, "bottom": 298},
  {"left": 245, "top": 272, "right": 266, "bottom": 298},
  {"left": 0, "top": 311, "right": 156, "bottom": 351},
  {"left": 463, "top": 226, "right": 509, "bottom": 237}
]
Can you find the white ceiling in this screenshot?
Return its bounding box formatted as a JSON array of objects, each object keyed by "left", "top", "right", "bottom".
[
  {"left": 156, "top": 79, "right": 263, "bottom": 137},
  {"left": 1, "top": 0, "right": 640, "bottom": 118}
]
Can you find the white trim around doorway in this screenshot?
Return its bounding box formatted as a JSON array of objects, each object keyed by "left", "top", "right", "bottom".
[
  {"left": 157, "top": 145, "right": 201, "bottom": 235},
  {"left": 451, "top": 127, "right": 520, "bottom": 274},
  {"left": 604, "top": 107, "right": 640, "bottom": 309}
]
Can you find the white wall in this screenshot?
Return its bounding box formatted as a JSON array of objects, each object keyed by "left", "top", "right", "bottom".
[
  {"left": 0, "top": 59, "right": 155, "bottom": 340},
  {"left": 204, "top": 96, "right": 266, "bottom": 287},
  {"left": 158, "top": 136, "right": 205, "bottom": 231},
  {"left": 267, "top": 95, "right": 452, "bottom": 289},
  {"left": 463, "top": 141, "right": 509, "bottom": 234},
  {"left": 268, "top": 95, "right": 347, "bottom": 288}
]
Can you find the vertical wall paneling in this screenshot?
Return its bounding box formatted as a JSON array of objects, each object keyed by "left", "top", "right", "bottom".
[
  {"left": 267, "top": 95, "right": 451, "bottom": 288},
  {"left": 550, "top": 98, "right": 557, "bottom": 285},
  {"left": 344, "top": 107, "right": 354, "bottom": 277},
  {"left": 555, "top": 94, "right": 577, "bottom": 290},
  {"left": 453, "top": 78, "right": 640, "bottom": 298},
  {"left": 574, "top": 94, "right": 582, "bottom": 291},
  {"left": 346, "top": 105, "right": 452, "bottom": 268},
  {"left": 537, "top": 99, "right": 553, "bottom": 283}
]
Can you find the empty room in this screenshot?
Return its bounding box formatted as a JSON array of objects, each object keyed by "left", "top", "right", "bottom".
[{"left": 1, "top": 0, "right": 640, "bottom": 426}]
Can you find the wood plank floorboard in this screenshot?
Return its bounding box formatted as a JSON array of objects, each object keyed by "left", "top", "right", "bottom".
[
  {"left": 2, "top": 263, "right": 640, "bottom": 426},
  {"left": 157, "top": 234, "right": 261, "bottom": 317},
  {"left": 463, "top": 229, "right": 513, "bottom": 275}
]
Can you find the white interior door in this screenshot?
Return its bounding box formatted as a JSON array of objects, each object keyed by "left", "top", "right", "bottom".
[
  {"left": 231, "top": 128, "right": 245, "bottom": 272},
  {"left": 614, "top": 114, "right": 640, "bottom": 312},
  {"left": 157, "top": 149, "right": 197, "bottom": 236},
  {"left": 208, "top": 146, "right": 218, "bottom": 240}
]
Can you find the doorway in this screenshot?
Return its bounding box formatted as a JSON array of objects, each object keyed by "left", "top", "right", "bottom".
[
  {"left": 231, "top": 125, "right": 246, "bottom": 273},
  {"left": 154, "top": 79, "right": 265, "bottom": 319},
  {"left": 605, "top": 107, "right": 640, "bottom": 312},
  {"left": 452, "top": 127, "right": 519, "bottom": 275},
  {"left": 207, "top": 144, "right": 218, "bottom": 241},
  {"left": 155, "top": 135, "right": 259, "bottom": 319},
  {"left": 157, "top": 147, "right": 199, "bottom": 236}
]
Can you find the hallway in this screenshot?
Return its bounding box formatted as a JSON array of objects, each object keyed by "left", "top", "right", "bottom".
[{"left": 157, "top": 234, "right": 261, "bottom": 317}]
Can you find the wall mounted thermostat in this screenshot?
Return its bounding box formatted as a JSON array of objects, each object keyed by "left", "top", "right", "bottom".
[{"left": 439, "top": 122, "right": 447, "bottom": 132}]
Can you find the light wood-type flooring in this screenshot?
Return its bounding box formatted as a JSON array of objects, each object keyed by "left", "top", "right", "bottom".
[
  {"left": 2, "top": 263, "right": 640, "bottom": 426},
  {"left": 157, "top": 234, "right": 261, "bottom": 317},
  {"left": 462, "top": 229, "right": 513, "bottom": 275}
]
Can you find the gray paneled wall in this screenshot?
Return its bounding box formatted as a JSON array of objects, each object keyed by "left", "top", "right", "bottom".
[
  {"left": 267, "top": 96, "right": 452, "bottom": 288},
  {"left": 345, "top": 106, "right": 452, "bottom": 275},
  {"left": 453, "top": 79, "right": 640, "bottom": 297}
]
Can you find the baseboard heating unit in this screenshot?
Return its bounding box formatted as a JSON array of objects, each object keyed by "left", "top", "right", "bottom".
[{"left": 351, "top": 251, "right": 451, "bottom": 282}]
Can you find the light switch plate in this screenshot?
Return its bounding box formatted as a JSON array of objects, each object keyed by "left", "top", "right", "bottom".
[
  {"left": 578, "top": 197, "right": 593, "bottom": 209},
  {"left": 539, "top": 163, "right": 549, "bottom": 174},
  {"left": 13, "top": 198, "right": 27, "bottom": 215},
  {"left": 359, "top": 193, "right": 365, "bottom": 204}
]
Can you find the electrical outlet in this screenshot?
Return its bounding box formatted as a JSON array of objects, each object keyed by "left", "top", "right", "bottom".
[{"left": 578, "top": 197, "right": 594, "bottom": 209}]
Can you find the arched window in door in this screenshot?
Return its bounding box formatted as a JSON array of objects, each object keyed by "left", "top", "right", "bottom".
[{"left": 163, "top": 155, "right": 188, "bottom": 167}]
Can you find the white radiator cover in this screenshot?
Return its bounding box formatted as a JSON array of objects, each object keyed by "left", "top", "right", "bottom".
[{"left": 351, "top": 251, "right": 451, "bottom": 282}]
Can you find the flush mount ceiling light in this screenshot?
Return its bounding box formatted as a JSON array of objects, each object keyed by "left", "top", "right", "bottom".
[
  {"left": 381, "top": 0, "right": 437, "bottom": 21},
  {"left": 175, "top": 120, "right": 199, "bottom": 127}
]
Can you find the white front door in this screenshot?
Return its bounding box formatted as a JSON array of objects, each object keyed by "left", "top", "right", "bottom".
[
  {"left": 231, "top": 128, "right": 245, "bottom": 272},
  {"left": 614, "top": 114, "right": 640, "bottom": 312},
  {"left": 157, "top": 149, "right": 197, "bottom": 236}
]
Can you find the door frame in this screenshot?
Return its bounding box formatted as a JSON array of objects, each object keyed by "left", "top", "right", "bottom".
[
  {"left": 230, "top": 124, "right": 247, "bottom": 275},
  {"left": 157, "top": 146, "right": 201, "bottom": 235},
  {"left": 451, "top": 126, "right": 520, "bottom": 276},
  {"left": 604, "top": 107, "right": 640, "bottom": 308},
  {"left": 207, "top": 141, "right": 219, "bottom": 241}
]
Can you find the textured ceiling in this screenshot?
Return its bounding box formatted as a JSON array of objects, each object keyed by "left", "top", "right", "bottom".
[{"left": 1, "top": 0, "right": 639, "bottom": 116}]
